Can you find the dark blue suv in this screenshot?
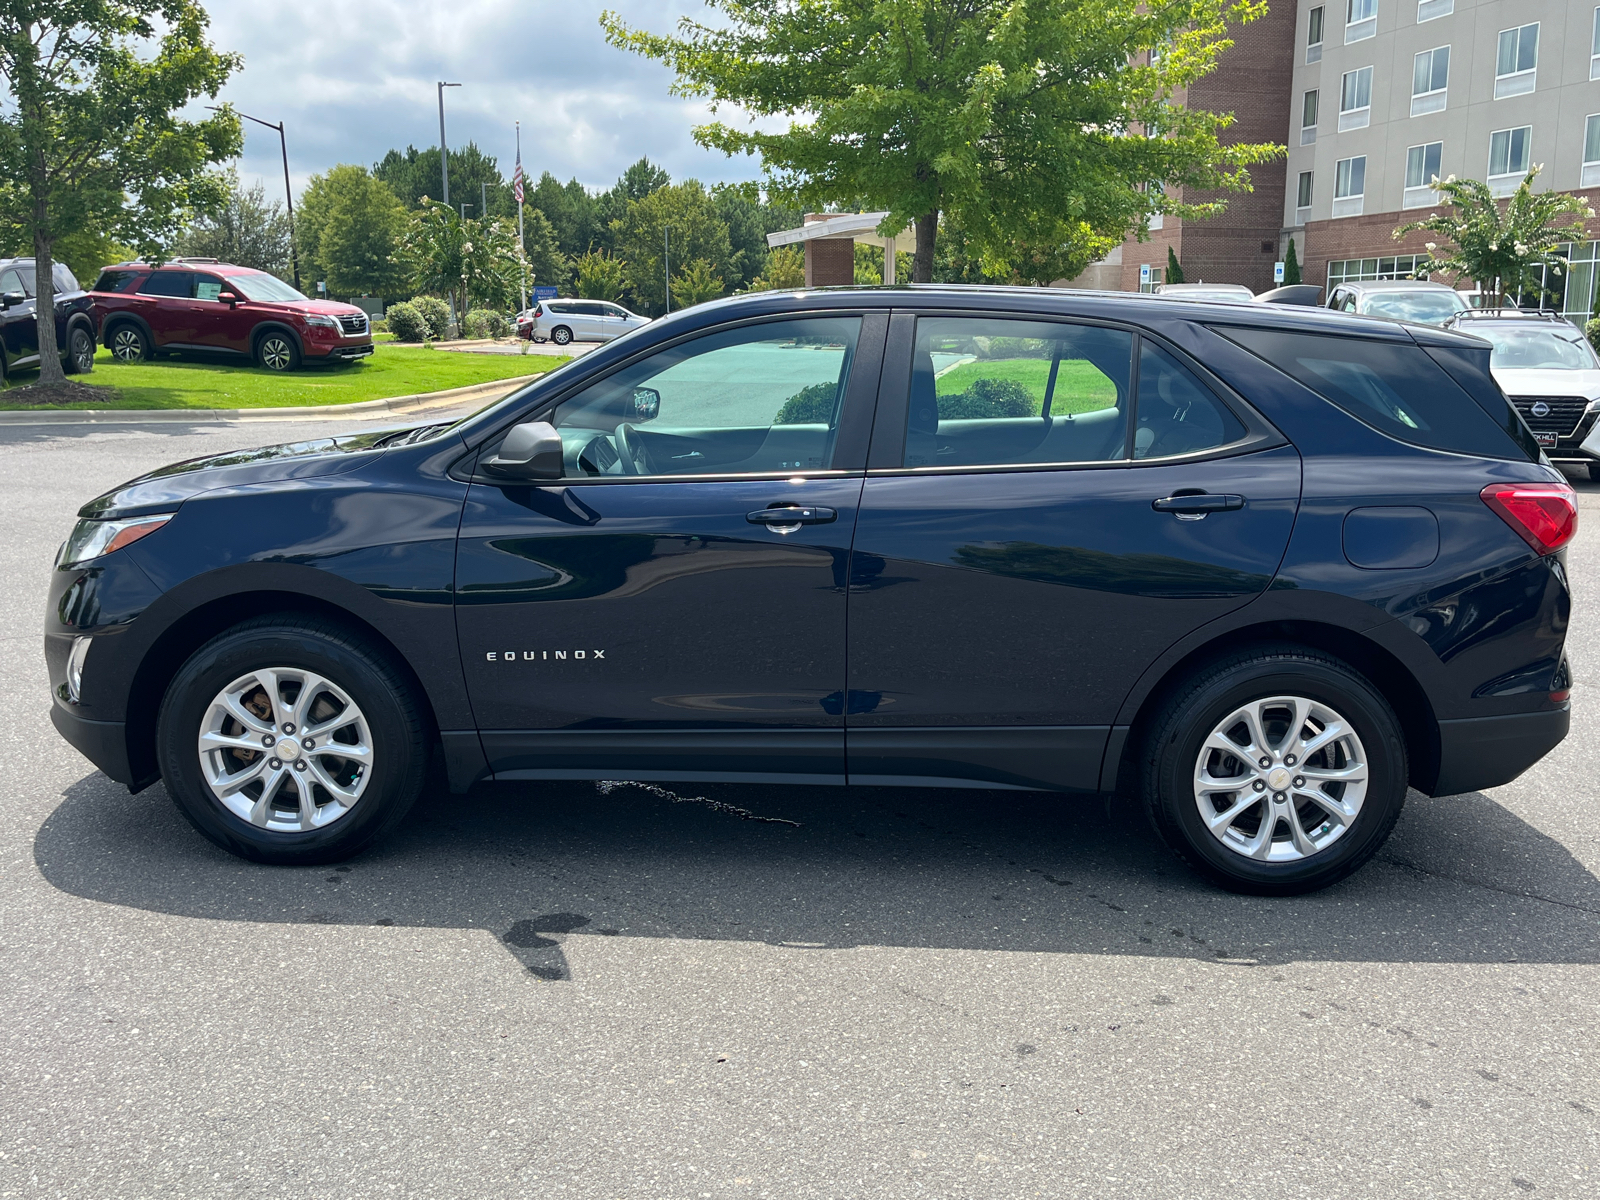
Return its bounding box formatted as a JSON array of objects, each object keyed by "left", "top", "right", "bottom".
[{"left": 43, "top": 288, "right": 1576, "bottom": 894}]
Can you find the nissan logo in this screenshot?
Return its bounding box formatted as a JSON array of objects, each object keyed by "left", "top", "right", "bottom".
[{"left": 1531, "top": 401, "right": 1552, "bottom": 417}]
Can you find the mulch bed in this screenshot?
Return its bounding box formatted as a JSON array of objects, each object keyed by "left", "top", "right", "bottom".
[{"left": 0, "top": 380, "right": 118, "bottom": 407}]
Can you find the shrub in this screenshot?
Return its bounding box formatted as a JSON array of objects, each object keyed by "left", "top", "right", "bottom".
[
  {"left": 370, "top": 318, "right": 389, "bottom": 334},
  {"left": 938, "top": 376, "right": 1034, "bottom": 419},
  {"left": 774, "top": 382, "right": 838, "bottom": 424},
  {"left": 463, "top": 308, "right": 511, "bottom": 339},
  {"left": 1587, "top": 318, "right": 1600, "bottom": 357},
  {"left": 411, "top": 295, "right": 451, "bottom": 340},
  {"left": 384, "top": 301, "right": 428, "bottom": 343}
]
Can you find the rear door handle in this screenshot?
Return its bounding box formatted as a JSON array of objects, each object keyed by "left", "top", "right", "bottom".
[
  {"left": 1152, "top": 493, "right": 1245, "bottom": 514},
  {"left": 747, "top": 505, "right": 837, "bottom": 526}
]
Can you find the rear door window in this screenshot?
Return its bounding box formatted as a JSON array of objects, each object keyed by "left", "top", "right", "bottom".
[
  {"left": 1136, "top": 341, "right": 1246, "bottom": 458},
  {"left": 137, "top": 271, "right": 194, "bottom": 298},
  {"left": 1220, "top": 326, "right": 1532, "bottom": 459}
]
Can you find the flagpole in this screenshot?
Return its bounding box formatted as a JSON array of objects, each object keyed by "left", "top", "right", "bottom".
[{"left": 515, "top": 122, "right": 528, "bottom": 313}]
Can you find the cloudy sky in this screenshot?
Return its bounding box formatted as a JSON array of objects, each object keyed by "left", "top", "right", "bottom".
[{"left": 203, "top": 0, "right": 766, "bottom": 199}]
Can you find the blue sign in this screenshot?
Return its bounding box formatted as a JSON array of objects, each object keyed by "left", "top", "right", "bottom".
[
  {"left": 1139, "top": 263, "right": 1151, "bottom": 285},
  {"left": 533, "top": 286, "right": 559, "bottom": 301},
  {"left": 1273, "top": 261, "right": 1286, "bottom": 283}
]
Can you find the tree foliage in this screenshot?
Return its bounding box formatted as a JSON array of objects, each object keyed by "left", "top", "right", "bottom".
[
  {"left": 612, "top": 180, "right": 733, "bottom": 315},
  {"left": 602, "top": 0, "right": 1281, "bottom": 282},
  {"left": 1165, "top": 245, "right": 1185, "bottom": 285},
  {"left": 296, "top": 165, "right": 407, "bottom": 299},
  {"left": 1283, "top": 236, "right": 1300, "bottom": 285},
  {"left": 574, "top": 249, "right": 628, "bottom": 301},
  {"left": 0, "top": 0, "right": 240, "bottom": 383},
  {"left": 670, "top": 257, "right": 725, "bottom": 308},
  {"left": 175, "top": 167, "right": 291, "bottom": 278},
  {"left": 747, "top": 245, "right": 805, "bottom": 291},
  {"left": 1395, "top": 167, "right": 1593, "bottom": 304},
  {"left": 403, "top": 200, "right": 523, "bottom": 315},
  {"left": 373, "top": 142, "right": 513, "bottom": 217}
]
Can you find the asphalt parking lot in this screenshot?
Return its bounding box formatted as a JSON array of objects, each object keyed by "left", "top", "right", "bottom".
[{"left": 2, "top": 412, "right": 1598, "bottom": 1199}]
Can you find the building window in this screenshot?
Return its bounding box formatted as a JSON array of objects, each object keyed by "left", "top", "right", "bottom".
[
  {"left": 1488, "top": 126, "right": 1532, "bottom": 196},
  {"left": 1411, "top": 46, "right": 1449, "bottom": 117},
  {"left": 1584, "top": 115, "right": 1600, "bottom": 188},
  {"left": 1346, "top": 0, "right": 1377, "bottom": 44},
  {"left": 1308, "top": 5, "right": 1325, "bottom": 62},
  {"left": 1495, "top": 24, "right": 1538, "bottom": 100},
  {"left": 1327, "top": 255, "right": 1429, "bottom": 287},
  {"left": 1333, "top": 155, "right": 1366, "bottom": 217},
  {"left": 1592, "top": 9, "right": 1600, "bottom": 81},
  {"left": 1301, "top": 90, "right": 1319, "bottom": 145},
  {"left": 1404, "top": 142, "right": 1443, "bottom": 208},
  {"left": 1418, "top": 0, "right": 1452, "bottom": 21},
  {"left": 1339, "top": 67, "right": 1373, "bottom": 131},
  {"left": 1140, "top": 266, "right": 1164, "bottom": 294},
  {"left": 1296, "top": 171, "right": 1315, "bottom": 224}
]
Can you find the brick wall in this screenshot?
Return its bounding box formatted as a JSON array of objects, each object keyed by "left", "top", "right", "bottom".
[{"left": 804, "top": 238, "right": 855, "bottom": 287}]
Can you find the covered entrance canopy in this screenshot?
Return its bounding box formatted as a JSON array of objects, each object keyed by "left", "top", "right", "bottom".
[{"left": 766, "top": 212, "right": 916, "bottom": 286}]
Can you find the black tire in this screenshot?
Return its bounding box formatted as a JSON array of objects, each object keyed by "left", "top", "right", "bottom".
[
  {"left": 1140, "top": 645, "right": 1408, "bottom": 896},
  {"left": 107, "top": 323, "right": 151, "bottom": 363},
  {"left": 255, "top": 330, "right": 301, "bottom": 371},
  {"left": 63, "top": 324, "right": 96, "bottom": 374},
  {"left": 1586, "top": 461, "right": 1600, "bottom": 483},
  {"left": 550, "top": 325, "right": 573, "bottom": 346},
  {"left": 156, "top": 616, "right": 430, "bottom": 865}
]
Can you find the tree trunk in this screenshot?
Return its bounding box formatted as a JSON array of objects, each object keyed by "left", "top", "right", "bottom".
[
  {"left": 21, "top": 64, "right": 65, "bottom": 386},
  {"left": 913, "top": 212, "right": 938, "bottom": 284},
  {"left": 34, "top": 226, "right": 63, "bottom": 386}
]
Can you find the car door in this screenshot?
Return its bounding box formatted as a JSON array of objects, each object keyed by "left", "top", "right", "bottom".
[
  {"left": 0, "top": 267, "right": 38, "bottom": 364},
  {"left": 133, "top": 270, "right": 196, "bottom": 347},
  {"left": 189, "top": 273, "right": 253, "bottom": 354},
  {"left": 455, "top": 311, "right": 887, "bottom": 783},
  {"left": 844, "top": 312, "right": 1301, "bottom": 791}
]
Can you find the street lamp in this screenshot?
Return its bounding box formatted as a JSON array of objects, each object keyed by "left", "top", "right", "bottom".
[
  {"left": 437, "top": 81, "right": 461, "bottom": 206},
  {"left": 207, "top": 105, "right": 301, "bottom": 293}
]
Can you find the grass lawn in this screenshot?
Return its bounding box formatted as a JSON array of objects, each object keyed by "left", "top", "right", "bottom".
[
  {"left": 0, "top": 344, "right": 567, "bottom": 410},
  {"left": 936, "top": 357, "right": 1118, "bottom": 414}
]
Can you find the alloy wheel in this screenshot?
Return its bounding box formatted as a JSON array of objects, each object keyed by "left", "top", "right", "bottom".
[
  {"left": 110, "top": 328, "right": 144, "bottom": 362},
  {"left": 196, "top": 667, "right": 374, "bottom": 832},
  {"left": 70, "top": 329, "right": 95, "bottom": 372},
  {"left": 260, "top": 336, "right": 293, "bottom": 370},
  {"left": 1192, "top": 695, "right": 1369, "bottom": 862}
]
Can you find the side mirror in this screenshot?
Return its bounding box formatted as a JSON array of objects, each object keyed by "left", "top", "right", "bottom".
[
  {"left": 218, "top": 291, "right": 239, "bottom": 305},
  {"left": 630, "top": 386, "right": 661, "bottom": 422},
  {"left": 483, "top": 420, "right": 564, "bottom": 480},
  {"left": 0, "top": 291, "right": 23, "bottom": 310}
]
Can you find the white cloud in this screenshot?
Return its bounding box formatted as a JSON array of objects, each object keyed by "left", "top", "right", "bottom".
[{"left": 201, "top": 0, "right": 767, "bottom": 198}]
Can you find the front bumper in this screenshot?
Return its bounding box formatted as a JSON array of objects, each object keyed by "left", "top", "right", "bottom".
[
  {"left": 1430, "top": 707, "right": 1570, "bottom": 795},
  {"left": 308, "top": 342, "right": 375, "bottom": 362},
  {"left": 50, "top": 702, "right": 138, "bottom": 786}
]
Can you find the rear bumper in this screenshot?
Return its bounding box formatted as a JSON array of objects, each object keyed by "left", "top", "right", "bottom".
[
  {"left": 50, "top": 701, "right": 137, "bottom": 787},
  {"left": 1429, "top": 707, "right": 1570, "bottom": 796}
]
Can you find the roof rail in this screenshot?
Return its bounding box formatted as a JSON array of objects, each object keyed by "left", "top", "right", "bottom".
[
  {"left": 166, "top": 257, "right": 220, "bottom": 264},
  {"left": 1451, "top": 306, "right": 1569, "bottom": 321}
]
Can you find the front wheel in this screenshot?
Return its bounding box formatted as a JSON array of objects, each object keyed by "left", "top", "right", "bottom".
[
  {"left": 1141, "top": 647, "right": 1408, "bottom": 895},
  {"left": 550, "top": 325, "right": 572, "bottom": 346},
  {"left": 64, "top": 325, "right": 96, "bottom": 374},
  {"left": 255, "top": 331, "right": 301, "bottom": 371},
  {"left": 156, "top": 616, "right": 430, "bottom": 864}
]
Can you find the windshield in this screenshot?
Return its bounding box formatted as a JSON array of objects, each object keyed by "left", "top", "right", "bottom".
[
  {"left": 228, "top": 272, "right": 309, "bottom": 303},
  {"left": 1359, "top": 290, "right": 1466, "bottom": 324},
  {"left": 1476, "top": 326, "right": 1600, "bottom": 370}
]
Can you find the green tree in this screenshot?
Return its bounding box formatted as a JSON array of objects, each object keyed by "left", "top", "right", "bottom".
[
  {"left": 1283, "top": 236, "right": 1301, "bottom": 285},
  {"left": 1165, "top": 245, "right": 1185, "bottom": 284},
  {"left": 520, "top": 206, "right": 568, "bottom": 294},
  {"left": 175, "top": 167, "right": 292, "bottom": 278},
  {"left": 574, "top": 249, "right": 628, "bottom": 301},
  {"left": 0, "top": 0, "right": 240, "bottom": 385},
  {"left": 296, "top": 165, "right": 407, "bottom": 299},
  {"left": 1396, "top": 167, "right": 1592, "bottom": 305},
  {"left": 603, "top": 0, "right": 1280, "bottom": 283},
  {"left": 403, "top": 201, "right": 522, "bottom": 315},
  {"left": 530, "top": 171, "right": 601, "bottom": 257},
  {"left": 612, "top": 179, "right": 733, "bottom": 315},
  {"left": 373, "top": 142, "right": 513, "bottom": 216},
  {"left": 670, "top": 257, "right": 724, "bottom": 308},
  {"left": 746, "top": 245, "right": 804, "bottom": 291}
]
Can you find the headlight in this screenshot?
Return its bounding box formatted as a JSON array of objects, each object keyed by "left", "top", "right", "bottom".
[
  {"left": 304, "top": 313, "right": 340, "bottom": 331},
  {"left": 57, "top": 513, "right": 173, "bottom": 568},
  {"left": 1588, "top": 398, "right": 1600, "bottom": 413}
]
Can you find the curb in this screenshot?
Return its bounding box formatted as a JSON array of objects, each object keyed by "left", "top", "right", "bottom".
[{"left": 0, "top": 374, "right": 541, "bottom": 427}]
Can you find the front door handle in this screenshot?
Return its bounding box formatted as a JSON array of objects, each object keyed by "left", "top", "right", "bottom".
[
  {"left": 1152, "top": 493, "right": 1245, "bottom": 515},
  {"left": 746, "top": 505, "right": 837, "bottom": 526}
]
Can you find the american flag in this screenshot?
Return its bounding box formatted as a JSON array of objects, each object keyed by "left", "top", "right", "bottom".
[{"left": 512, "top": 150, "right": 524, "bottom": 204}]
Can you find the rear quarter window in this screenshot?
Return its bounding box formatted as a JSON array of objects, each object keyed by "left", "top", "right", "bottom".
[
  {"left": 92, "top": 270, "right": 144, "bottom": 293},
  {"left": 1218, "top": 326, "right": 1535, "bottom": 461}
]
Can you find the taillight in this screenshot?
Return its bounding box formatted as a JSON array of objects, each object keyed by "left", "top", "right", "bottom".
[
  {"left": 532, "top": 304, "right": 542, "bottom": 317},
  {"left": 1480, "top": 481, "right": 1578, "bottom": 554}
]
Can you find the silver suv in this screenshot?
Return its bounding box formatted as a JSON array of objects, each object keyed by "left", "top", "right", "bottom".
[
  {"left": 1325, "top": 279, "right": 1468, "bottom": 325},
  {"left": 531, "top": 299, "right": 649, "bottom": 346}
]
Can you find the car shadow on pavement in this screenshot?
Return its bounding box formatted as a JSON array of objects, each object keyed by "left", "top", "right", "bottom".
[{"left": 34, "top": 771, "right": 1600, "bottom": 979}]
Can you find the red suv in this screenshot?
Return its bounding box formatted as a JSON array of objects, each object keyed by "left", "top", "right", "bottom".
[{"left": 90, "top": 259, "right": 374, "bottom": 371}]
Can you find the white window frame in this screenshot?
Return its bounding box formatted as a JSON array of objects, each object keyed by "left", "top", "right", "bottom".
[
  {"left": 1411, "top": 46, "right": 1448, "bottom": 118},
  {"left": 1584, "top": 114, "right": 1600, "bottom": 188},
  {"left": 1495, "top": 24, "right": 1539, "bottom": 101},
  {"left": 1301, "top": 90, "right": 1319, "bottom": 145},
  {"left": 1592, "top": 9, "right": 1600, "bottom": 81},
  {"left": 1346, "top": 0, "right": 1377, "bottom": 44},
  {"left": 1339, "top": 66, "right": 1373, "bottom": 132},
  {"left": 1308, "top": 5, "right": 1325, "bottom": 63},
  {"left": 1418, "top": 0, "right": 1452, "bottom": 22},
  {"left": 1488, "top": 126, "right": 1533, "bottom": 196},
  {"left": 1403, "top": 142, "right": 1443, "bottom": 209},
  {"left": 1296, "top": 171, "right": 1315, "bottom": 225},
  {"left": 1333, "top": 155, "right": 1366, "bottom": 218}
]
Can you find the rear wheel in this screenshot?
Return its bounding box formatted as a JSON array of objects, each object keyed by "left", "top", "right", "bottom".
[
  {"left": 550, "top": 325, "right": 572, "bottom": 346},
  {"left": 108, "top": 324, "right": 150, "bottom": 363},
  {"left": 156, "top": 616, "right": 430, "bottom": 864},
  {"left": 63, "top": 325, "right": 96, "bottom": 374},
  {"left": 255, "top": 330, "right": 300, "bottom": 371},
  {"left": 1141, "top": 646, "right": 1408, "bottom": 895}
]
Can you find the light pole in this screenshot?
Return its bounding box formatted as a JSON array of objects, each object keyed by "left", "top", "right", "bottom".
[
  {"left": 437, "top": 81, "right": 461, "bottom": 206},
  {"left": 208, "top": 106, "right": 301, "bottom": 293},
  {"left": 663, "top": 226, "right": 670, "bottom": 314}
]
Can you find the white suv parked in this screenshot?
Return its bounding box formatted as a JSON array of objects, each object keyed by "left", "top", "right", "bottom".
[{"left": 531, "top": 299, "right": 650, "bottom": 345}]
